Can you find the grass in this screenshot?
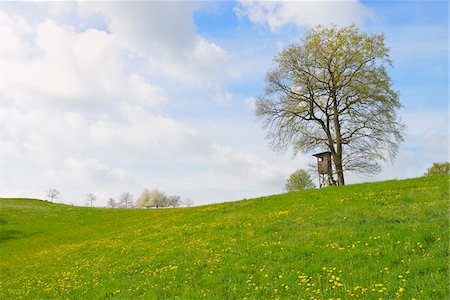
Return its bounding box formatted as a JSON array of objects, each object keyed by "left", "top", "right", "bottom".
[{"left": 0, "top": 175, "right": 448, "bottom": 299}]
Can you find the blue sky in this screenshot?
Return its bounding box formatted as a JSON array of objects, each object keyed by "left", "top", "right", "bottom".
[{"left": 1, "top": 1, "right": 448, "bottom": 206}]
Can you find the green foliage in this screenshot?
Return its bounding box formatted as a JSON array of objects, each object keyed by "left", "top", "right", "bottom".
[
  {"left": 424, "top": 162, "right": 450, "bottom": 176},
  {"left": 284, "top": 169, "right": 315, "bottom": 192},
  {"left": 1, "top": 176, "right": 448, "bottom": 299}
]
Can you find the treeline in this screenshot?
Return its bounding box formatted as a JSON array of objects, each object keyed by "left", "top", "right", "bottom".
[
  {"left": 46, "top": 188, "right": 192, "bottom": 208},
  {"left": 106, "top": 189, "right": 192, "bottom": 209}
]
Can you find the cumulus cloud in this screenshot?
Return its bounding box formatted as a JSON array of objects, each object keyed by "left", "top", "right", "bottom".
[
  {"left": 210, "top": 143, "right": 311, "bottom": 186},
  {"left": 3, "top": 17, "right": 165, "bottom": 111},
  {"left": 1, "top": 11, "right": 33, "bottom": 59},
  {"left": 78, "top": 2, "right": 198, "bottom": 55},
  {"left": 401, "top": 111, "right": 448, "bottom": 159},
  {"left": 79, "top": 2, "right": 236, "bottom": 85},
  {"left": 47, "top": 157, "right": 136, "bottom": 188},
  {"left": 89, "top": 105, "right": 208, "bottom": 159},
  {"left": 235, "top": 0, "right": 374, "bottom": 30}
]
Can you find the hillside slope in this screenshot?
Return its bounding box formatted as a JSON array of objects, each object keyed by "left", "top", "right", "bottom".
[{"left": 1, "top": 176, "right": 448, "bottom": 299}]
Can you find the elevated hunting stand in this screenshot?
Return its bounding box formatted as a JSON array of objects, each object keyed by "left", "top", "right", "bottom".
[{"left": 313, "top": 151, "right": 336, "bottom": 188}]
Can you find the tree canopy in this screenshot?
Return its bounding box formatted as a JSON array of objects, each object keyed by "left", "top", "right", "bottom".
[
  {"left": 424, "top": 162, "right": 450, "bottom": 176},
  {"left": 284, "top": 169, "right": 315, "bottom": 192},
  {"left": 256, "top": 25, "right": 404, "bottom": 185},
  {"left": 135, "top": 189, "right": 181, "bottom": 209}
]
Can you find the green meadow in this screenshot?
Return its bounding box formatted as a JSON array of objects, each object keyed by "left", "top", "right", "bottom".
[{"left": 1, "top": 175, "right": 448, "bottom": 299}]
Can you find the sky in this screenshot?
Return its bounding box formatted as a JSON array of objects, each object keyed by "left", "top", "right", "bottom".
[{"left": 1, "top": 1, "right": 448, "bottom": 207}]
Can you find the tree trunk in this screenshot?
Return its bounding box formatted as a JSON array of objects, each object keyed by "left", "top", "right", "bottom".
[
  {"left": 334, "top": 140, "right": 345, "bottom": 185},
  {"left": 331, "top": 89, "right": 345, "bottom": 186},
  {"left": 335, "top": 159, "right": 345, "bottom": 185}
]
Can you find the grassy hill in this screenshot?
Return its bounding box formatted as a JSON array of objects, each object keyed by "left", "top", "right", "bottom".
[{"left": 1, "top": 176, "right": 448, "bottom": 299}]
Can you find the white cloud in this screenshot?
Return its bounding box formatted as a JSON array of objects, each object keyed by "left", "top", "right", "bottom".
[
  {"left": 78, "top": 2, "right": 198, "bottom": 55},
  {"left": 235, "top": 0, "right": 374, "bottom": 30},
  {"left": 401, "top": 111, "right": 448, "bottom": 159},
  {"left": 210, "top": 143, "right": 307, "bottom": 185},
  {"left": 159, "top": 36, "right": 235, "bottom": 85},
  {"left": 4, "top": 108, "right": 89, "bottom": 164},
  {"left": 89, "top": 105, "right": 208, "bottom": 159},
  {"left": 48, "top": 157, "right": 136, "bottom": 188},
  {"left": 0, "top": 11, "right": 33, "bottom": 60},
  {"left": 244, "top": 96, "right": 257, "bottom": 110},
  {"left": 2, "top": 16, "right": 165, "bottom": 111},
  {"left": 79, "top": 2, "right": 236, "bottom": 86}
]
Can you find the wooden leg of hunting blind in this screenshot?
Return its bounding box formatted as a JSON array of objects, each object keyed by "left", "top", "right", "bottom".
[{"left": 318, "top": 172, "right": 336, "bottom": 188}]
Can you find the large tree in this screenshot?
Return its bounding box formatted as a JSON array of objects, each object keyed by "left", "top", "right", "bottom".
[{"left": 256, "top": 25, "right": 404, "bottom": 185}]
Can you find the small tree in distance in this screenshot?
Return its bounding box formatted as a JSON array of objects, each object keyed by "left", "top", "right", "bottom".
[
  {"left": 284, "top": 169, "right": 315, "bottom": 192},
  {"left": 167, "top": 195, "right": 181, "bottom": 208},
  {"left": 118, "top": 192, "right": 134, "bottom": 208},
  {"left": 86, "top": 193, "right": 96, "bottom": 207},
  {"left": 184, "top": 198, "right": 194, "bottom": 207},
  {"left": 46, "top": 188, "right": 60, "bottom": 202},
  {"left": 424, "top": 162, "right": 450, "bottom": 176},
  {"left": 135, "top": 189, "right": 183, "bottom": 208},
  {"left": 107, "top": 197, "right": 117, "bottom": 208},
  {"left": 136, "top": 189, "right": 167, "bottom": 208}
]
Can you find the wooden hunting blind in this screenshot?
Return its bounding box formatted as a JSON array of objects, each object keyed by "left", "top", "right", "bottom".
[
  {"left": 313, "top": 151, "right": 335, "bottom": 188},
  {"left": 313, "top": 151, "right": 332, "bottom": 174}
]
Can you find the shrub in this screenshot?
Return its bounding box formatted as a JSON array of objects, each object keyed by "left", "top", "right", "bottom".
[
  {"left": 285, "top": 169, "right": 315, "bottom": 192},
  {"left": 424, "top": 162, "right": 450, "bottom": 176}
]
